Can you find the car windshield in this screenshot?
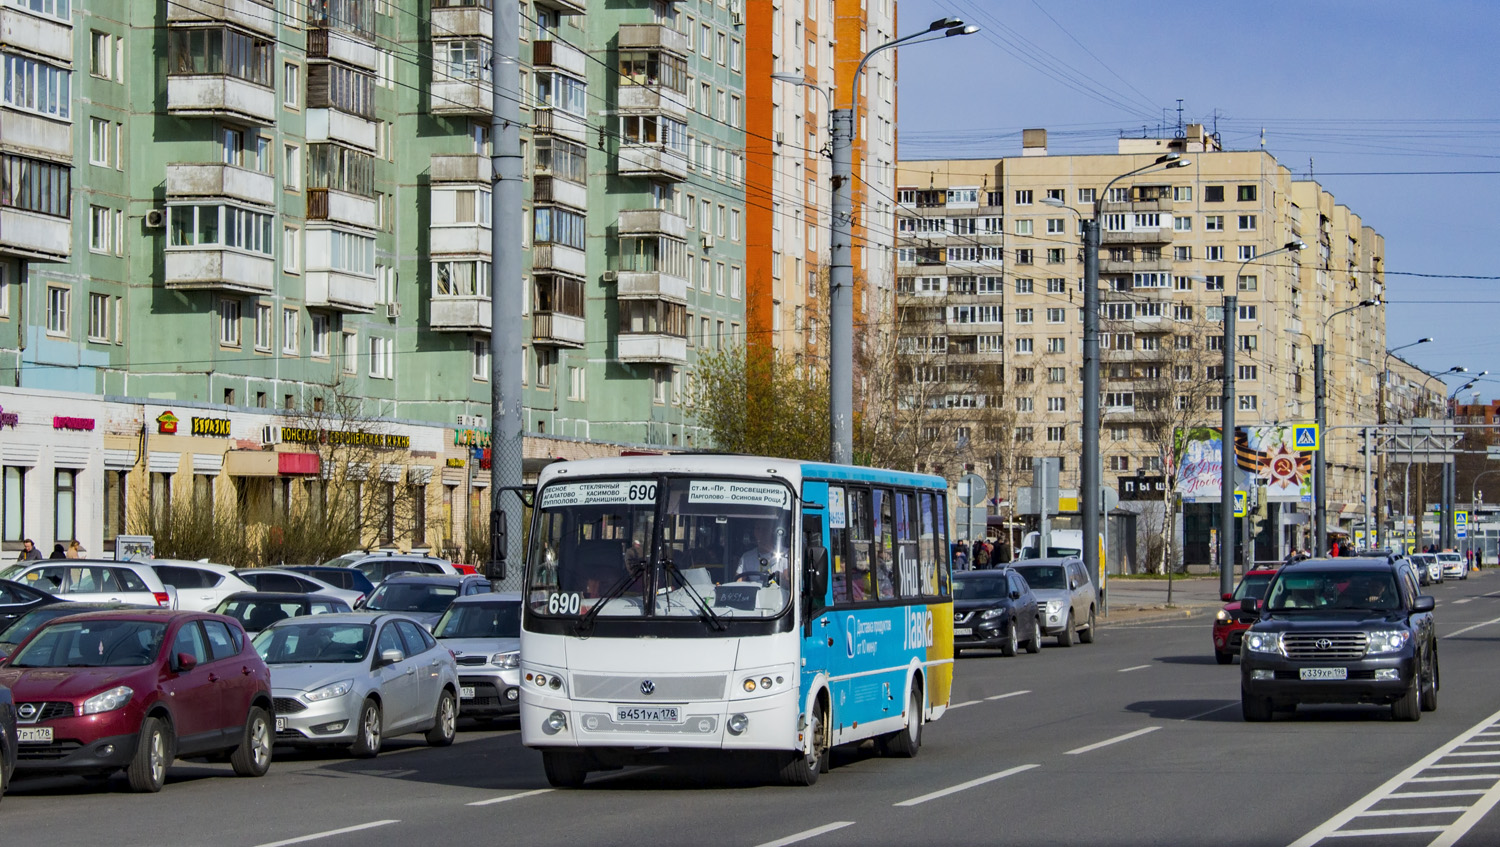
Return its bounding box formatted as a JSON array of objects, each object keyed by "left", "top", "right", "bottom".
[
  {"left": 365, "top": 583, "right": 459, "bottom": 614},
  {"left": 217, "top": 598, "right": 308, "bottom": 631},
  {"left": 1012, "top": 565, "right": 1066, "bottom": 590},
  {"left": 253, "top": 622, "right": 373, "bottom": 664},
  {"left": 0, "top": 564, "right": 21, "bottom": 580},
  {"left": 322, "top": 554, "right": 365, "bottom": 569},
  {"left": 9, "top": 619, "right": 167, "bottom": 668},
  {"left": 1266, "top": 570, "right": 1401, "bottom": 612},
  {"left": 953, "top": 576, "right": 1010, "bottom": 601},
  {"left": 1438, "top": 554, "right": 1462, "bottom": 562},
  {"left": 434, "top": 602, "right": 522, "bottom": 639},
  {"left": 0, "top": 606, "right": 96, "bottom": 645},
  {"left": 1232, "top": 574, "right": 1274, "bottom": 601},
  {"left": 527, "top": 477, "right": 795, "bottom": 621}
]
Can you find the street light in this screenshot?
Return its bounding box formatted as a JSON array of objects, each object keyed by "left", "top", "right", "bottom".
[
  {"left": 828, "top": 19, "right": 978, "bottom": 464},
  {"left": 769, "top": 73, "right": 832, "bottom": 112},
  {"left": 1420, "top": 366, "right": 1466, "bottom": 416},
  {"left": 1313, "top": 297, "right": 1382, "bottom": 555},
  {"left": 1376, "top": 338, "right": 1432, "bottom": 548}
]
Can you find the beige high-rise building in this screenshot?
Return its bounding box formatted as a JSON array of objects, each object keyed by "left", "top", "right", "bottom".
[{"left": 895, "top": 127, "right": 1396, "bottom": 565}]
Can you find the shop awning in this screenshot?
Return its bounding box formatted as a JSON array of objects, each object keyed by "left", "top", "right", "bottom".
[
  {"left": 224, "top": 451, "right": 322, "bottom": 476},
  {"left": 279, "top": 452, "right": 321, "bottom": 475}
]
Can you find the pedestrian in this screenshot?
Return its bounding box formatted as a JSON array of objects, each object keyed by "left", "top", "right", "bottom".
[
  {"left": 48, "top": 543, "right": 66, "bottom": 559},
  {"left": 66, "top": 540, "right": 83, "bottom": 559},
  {"left": 974, "top": 539, "right": 990, "bottom": 569},
  {"left": 19, "top": 538, "right": 41, "bottom": 561},
  {"left": 953, "top": 540, "right": 969, "bottom": 571}
]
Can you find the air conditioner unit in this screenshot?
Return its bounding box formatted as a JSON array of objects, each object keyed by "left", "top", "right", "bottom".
[
  {"left": 385, "top": 302, "right": 401, "bottom": 318},
  {"left": 262, "top": 425, "right": 281, "bottom": 445},
  {"left": 731, "top": 11, "right": 743, "bottom": 27},
  {"left": 601, "top": 270, "right": 618, "bottom": 283},
  {"left": 774, "top": 131, "right": 784, "bottom": 145},
  {"left": 145, "top": 208, "right": 166, "bottom": 229},
  {"left": 702, "top": 235, "right": 715, "bottom": 249}
]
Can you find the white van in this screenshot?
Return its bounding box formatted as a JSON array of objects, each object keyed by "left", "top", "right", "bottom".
[{"left": 1020, "top": 530, "right": 1106, "bottom": 598}]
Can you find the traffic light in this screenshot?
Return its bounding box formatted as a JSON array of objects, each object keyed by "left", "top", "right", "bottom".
[{"left": 1248, "top": 487, "right": 1269, "bottom": 540}]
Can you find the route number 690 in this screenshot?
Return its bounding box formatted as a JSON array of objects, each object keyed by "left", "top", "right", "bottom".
[{"left": 548, "top": 592, "right": 582, "bottom": 615}]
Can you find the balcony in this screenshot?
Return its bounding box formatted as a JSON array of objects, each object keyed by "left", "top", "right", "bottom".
[
  {"left": 1, "top": 4, "right": 72, "bottom": 64},
  {"left": 431, "top": 5, "right": 489, "bottom": 38},
  {"left": 618, "top": 23, "right": 690, "bottom": 57},
  {"left": 618, "top": 333, "right": 687, "bottom": 364},
  {"left": 164, "top": 249, "right": 275, "bottom": 295},
  {"left": 0, "top": 209, "right": 69, "bottom": 262},
  {"left": 0, "top": 110, "right": 71, "bottom": 160},
  {"left": 167, "top": 0, "right": 278, "bottom": 38},
  {"left": 618, "top": 209, "right": 686, "bottom": 239},
  {"left": 533, "top": 312, "right": 585, "bottom": 347},
  {"left": 533, "top": 243, "right": 586, "bottom": 276},
  {"left": 618, "top": 145, "right": 687, "bottom": 182},
  {"left": 167, "top": 76, "right": 277, "bottom": 125},
  {"left": 306, "top": 108, "right": 377, "bottom": 151},
  {"left": 431, "top": 154, "right": 491, "bottom": 183},
  {"left": 430, "top": 296, "right": 491, "bottom": 333},
  {"left": 534, "top": 107, "right": 586, "bottom": 143},
  {"left": 1101, "top": 228, "right": 1172, "bottom": 245},
  {"left": 534, "top": 0, "right": 586, "bottom": 13},
  {"left": 619, "top": 270, "right": 687, "bottom": 302},
  {"left": 1101, "top": 197, "right": 1173, "bottom": 213},
  {"left": 431, "top": 78, "right": 492, "bottom": 116},
  {"left": 307, "top": 188, "right": 378, "bottom": 230},
  {"left": 618, "top": 85, "right": 688, "bottom": 120},
  {"left": 532, "top": 39, "right": 588, "bottom": 77},
  {"left": 533, "top": 175, "right": 587, "bottom": 210},
  {"left": 431, "top": 224, "right": 491, "bottom": 257},
  {"left": 166, "top": 164, "right": 276, "bottom": 208},
  {"left": 1100, "top": 257, "right": 1172, "bottom": 275},
  {"left": 307, "top": 27, "right": 380, "bottom": 71},
  {"left": 305, "top": 268, "right": 378, "bottom": 313}
]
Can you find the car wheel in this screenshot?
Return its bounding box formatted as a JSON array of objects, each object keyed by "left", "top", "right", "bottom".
[
  {"left": 1240, "top": 686, "right": 1274, "bottom": 722},
  {"left": 1057, "top": 611, "right": 1074, "bottom": 647},
  {"left": 1079, "top": 607, "right": 1096, "bottom": 644},
  {"left": 1000, "top": 618, "right": 1018, "bottom": 657},
  {"left": 1215, "top": 650, "right": 1233, "bottom": 665},
  {"left": 879, "top": 687, "right": 922, "bottom": 758},
  {"left": 1393, "top": 671, "right": 1422, "bottom": 722},
  {"left": 1026, "top": 617, "right": 1042, "bottom": 654},
  {"left": 778, "top": 701, "right": 828, "bottom": 786},
  {"left": 230, "top": 706, "right": 273, "bottom": 777},
  {"left": 349, "top": 699, "right": 382, "bottom": 758},
  {"left": 126, "top": 716, "right": 172, "bottom": 793},
  {"left": 542, "top": 750, "right": 590, "bottom": 788},
  {"left": 426, "top": 690, "right": 457, "bottom": 747},
  {"left": 1421, "top": 652, "right": 1439, "bottom": 713}
]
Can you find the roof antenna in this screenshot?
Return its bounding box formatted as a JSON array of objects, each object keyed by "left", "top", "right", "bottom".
[
  {"left": 1175, "top": 99, "right": 1185, "bottom": 139},
  {"left": 1309, "top": 157, "right": 1315, "bottom": 180},
  {"left": 1260, "top": 126, "right": 1266, "bottom": 148}
]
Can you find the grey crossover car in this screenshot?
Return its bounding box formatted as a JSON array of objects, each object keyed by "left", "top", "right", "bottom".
[
  {"left": 1010, "top": 557, "right": 1097, "bottom": 646},
  {"left": 432, "top": 593, "right": 522, "bottom": 720}
]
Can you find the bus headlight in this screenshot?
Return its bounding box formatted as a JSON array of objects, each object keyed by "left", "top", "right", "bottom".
[
  {"left": 543, "top": 711, "right": 568, "bottom": 734},
  {"left": 727, "top": 713, "right": 749, "bottom": 735}
]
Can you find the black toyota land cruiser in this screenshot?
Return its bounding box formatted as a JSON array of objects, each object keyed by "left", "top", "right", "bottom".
[{"left": 1239, "top": 557, "right": 1437, "bottom": 722}]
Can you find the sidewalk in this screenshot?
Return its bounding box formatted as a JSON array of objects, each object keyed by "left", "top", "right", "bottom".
[{"left": 1101, "top": 575, "right": 1225, "bottom": 626}]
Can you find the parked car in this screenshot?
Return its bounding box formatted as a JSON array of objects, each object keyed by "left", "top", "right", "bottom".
[
  {"left": 215, "top": 592, "right": 353, "bottom": 633},
  {"left": 0, "top": 561, "right": 173, "bottom": 608},
  {"left": 0, "top": 681, "right": 14, "bottom": 805},
  {"left": 1437, "top": 552, "right": 1467, "bottom": 581},
  {"left": 0, "top": 603, "right": 151, "bottom": 660},
  {"left": 432, "top": 593, "right": 522, "bottom": 720},
  {"left": 1410, "top": 553, "right": 1442, "bottom": 586},
  {"left": 0, "top": 609, "right": 274, "bottom": 791},
  {"left": 282, "top": 566, "right": 376, "bottom": 597},
  {"left": 1213, "top": 567, "right": 1281, "bottom": 664},
  {"left": 359, "top": 573, "right": 490, "bottom": 628},
  {"left": 255, "top": 613, "right": 458, "bottom": 757},
  {"left": 951, "top": 569, "right": 1042, "bottom": 657},
  {"left": 0, "top": 578, "right": 62, "bottom": 629},
  {"left": 148, "top": 560, "right": 256, "bottom": 612},
  {"left": 1010, "top": 557, "right": 1097, "bottom": 646},
  {"left": 1240, "top": 556, "right": 1436, "bottom": 721},
  {"left": 325, "top": 552, "right": 461, "bottom": 584},
  {"left": 232, "top": 569, "right": 364, "bottom": 608}
]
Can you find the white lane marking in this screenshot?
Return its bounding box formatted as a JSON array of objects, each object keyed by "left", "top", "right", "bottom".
[
  {"left": 1288, "top": 704, "right": 1500, "bottom": 847},
  {"left": 1458, "top": 740, "right": 1500, "bottom": 747},
  {"left": 1181, "top": 702, "right": 1239, "bottom": 722},
  {"left": 253, "top": 820, "right": 400, "bottom": 847},
  {"left": 752, "top": 821, "right": 855, "bottom": 847},
  {"left": 893, "top": 764, "right": 1038, "bottom": 807},
  {"left": 1323, "top": 825, "right": 1447, "bottom": 838},
  {"left": 1117, "top": 664, "right": 1150, "bottom": 673},
  {"left": 1443, "top": 616, "right": 1500, "bottom": 639},
  {"left": 1064, "top": 726, "right": 1160, "bottom": 756},
  {"left": 1356, "top": 806, "right": 1469, "bottom": 817},
  {"left": 986, "top": 690, "right": 1031, "bottom": 701},
  {"left": 1389, "top": 790, "right": 1487, "bottom": 799},
  {"left": 1423, "top": 763, "right": 1500, "bottom": 770},
  {"left": 1438, "top": 750, "right": 1500, "bottom": 757},
  {"left": 1451, "top": 598, "right": 1473, "bottom": 605},
  {"left": 466, "top": 788, "right": 554, "bottom": 807},
  {"left": 948, "top": 700, "right": 981, "bottom": 709}
]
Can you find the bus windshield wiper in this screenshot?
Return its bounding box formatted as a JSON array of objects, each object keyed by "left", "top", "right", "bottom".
[
  {"left": 662, "top": 558, "right": 726, "bottom": 632},
  {"left": 575, "top": 563, "right": 645, "bottom": 636}
]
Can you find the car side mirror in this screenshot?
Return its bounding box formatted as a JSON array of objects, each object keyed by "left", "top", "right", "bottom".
[
  {"left": 174, "top": 652, "right": 198, "bottom": 673},
  {"left": 1221, "top": 592, "right": 1233, "bottom": 602},
  {"left": 1009, "top": 590, "right": 1021, "bottom": 600},
  {"left": 1413, "top": 595, "right": 1435, "bottom": 613},
  {"left": 1241, "top": 598, "right": 1260, "bottom": 614},
  {"left": 805, "top": 545, "right": 829, "bottom": 603},
  {"left": 377, "top": 648, "right": 404, "bottom": 667},
  {"left": 487, "top": 509, "right": 507, "bottom": 582}
]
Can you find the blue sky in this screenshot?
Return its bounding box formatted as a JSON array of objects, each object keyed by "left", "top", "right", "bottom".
[{"left": 894, "top": 0, "right": 1500, "bottom": 404}]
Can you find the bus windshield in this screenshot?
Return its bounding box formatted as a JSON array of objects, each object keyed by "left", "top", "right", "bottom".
[{"left": 527, "top": 477, "right": 795, "bottom": 621}]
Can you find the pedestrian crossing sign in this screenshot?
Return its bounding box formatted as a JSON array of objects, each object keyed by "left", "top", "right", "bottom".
[
  {"left": 1292, "top": 424, "right": 1320, "bottom": 452},
  {"left": 1234, "top": 490, "right": 1247, "bottom": 517}
]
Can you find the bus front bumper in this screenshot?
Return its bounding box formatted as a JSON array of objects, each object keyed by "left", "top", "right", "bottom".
[{"left": 520, "top": 685, "right": 803, "bottom": 752}]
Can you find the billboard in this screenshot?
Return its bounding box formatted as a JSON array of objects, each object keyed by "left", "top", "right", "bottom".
[
  {"left": 1174, "top": 425, "right": 1312, "bottom": 504},
  {"left": 1174, "top": 427, "right": 1224, "bottom": 502}
]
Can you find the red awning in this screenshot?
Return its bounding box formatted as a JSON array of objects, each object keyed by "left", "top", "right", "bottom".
[{"left": 278, "top": 452, "right": 321, "bottom": 475}]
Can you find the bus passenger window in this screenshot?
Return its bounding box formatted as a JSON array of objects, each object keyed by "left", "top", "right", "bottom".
[
  {"left": 829, "top": 488, "right": 848, "bottom": 601},
  {"left": 934, "top": 493, "right": 951, "bottom": 597},
  {"left": 874, "top": 488, "right": 896, "bottom": 601},
  {"left": 847, "top": 489, "right": 873, "bottom": 603},
  {"left": 919, "top": 492, "right": 938, "bottom": 596}
]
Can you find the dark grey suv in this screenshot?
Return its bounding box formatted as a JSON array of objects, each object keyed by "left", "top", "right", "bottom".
[{"left": 359, "top": 574, "right": 492, "bottom": 628}]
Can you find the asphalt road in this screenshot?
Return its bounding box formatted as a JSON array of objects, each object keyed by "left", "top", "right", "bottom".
[{"left": 7, "top": 573, "right": 1500, "bottom": 847}]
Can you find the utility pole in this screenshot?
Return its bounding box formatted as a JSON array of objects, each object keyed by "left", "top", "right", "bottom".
[
  {"left": 1363, "top": 427, "right": 1373, "bottom": 550},
  {"left": 1081, "top": 217, "right": 1101, "bottom": 593},
  {"left": 1313, "top": 342, "right": 1327, "bottom": 556},
  {"left": 828, "top": 108, "right": 854, "bottom": 464},
  {"left": 1220, "top": 296, "right": 1236, "bottom": 596},
  {"left": 489, "top": 0, "right": 523, "bottom": 585}
]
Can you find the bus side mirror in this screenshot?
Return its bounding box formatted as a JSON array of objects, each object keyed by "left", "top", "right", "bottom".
[
  {"left": 488, "top": 509, "right": 507, "bottom": 582},
  {"left": 806, "top": 545, "right": 829, "bottom": 604}
]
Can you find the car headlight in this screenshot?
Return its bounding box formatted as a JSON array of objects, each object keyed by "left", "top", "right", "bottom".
[
  {"left": 980, "top": 609, "right": 1006, "bottom": 621},
  {"left": 81, "top": 685, "right": 133, "bottom": 715},
  {"left": 1216, "top": 609, "right": 1231, "bottom": 622},
  {"left": 1046, "top": 600, "right": 1062, "bottom": 614},
  {"left": 492, "top": 651, "right": 520, "bottom": 669},
  {"left": 1366, "top": 630, "right": 1411, "bottom": 655},
  {"left": 1245, "top": 632, "right": 1283, "bottom": 655},
  {"left": 305, "top": 680, "right": 355, "bottom": 702}
]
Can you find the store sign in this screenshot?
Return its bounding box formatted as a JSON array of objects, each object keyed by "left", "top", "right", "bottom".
[
  {"left": 53, "top": 416, "right": 95, "bottom": 431},
  {"left": 156, "top": 411, "right": 180, "bottom": 434},
  {"left": 191, "top": 416, "right": 232, "bottom": 437},
  {"left": 279, "top": 426, "right": 410, "bottom": 450},
  {"left": 446, "top": 458, "right": 466, "bottom": 468},
  {"left": 0, "top": 406, "right": 15, "bottom": 429},
  {"left": 454, "top": 428, "right": 491, "bottom": 449}
]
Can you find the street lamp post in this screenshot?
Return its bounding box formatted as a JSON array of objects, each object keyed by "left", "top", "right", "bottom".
[
  {"left": 1410, "top": 366, "right": 1465, "bottom": 551},
  {"left": 1377, "top": 338, "right": 1432, "bottom": 548},
  {"left": 1314, "top": 298, "right": 1381, "bottom": 555},
  {"left": 828, "top": 18, "right": 977, "bottom": 464}
]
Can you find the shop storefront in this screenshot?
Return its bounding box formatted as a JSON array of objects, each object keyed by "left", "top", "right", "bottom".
[{"left": 0, "top": 386, "right": 106, "bottom": 558}]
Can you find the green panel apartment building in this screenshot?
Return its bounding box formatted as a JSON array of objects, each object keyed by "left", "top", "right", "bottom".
[{"left": 0, "top": 0, "right": 747, "bottom": 555}]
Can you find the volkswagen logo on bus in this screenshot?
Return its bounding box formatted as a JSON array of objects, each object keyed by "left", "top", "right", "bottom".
[
  {"left": 1315, "top": 638, "right": 1334, "bottom": 650},
  {"left": 640, "top": 680, "right": 655, "bottom": 696}
]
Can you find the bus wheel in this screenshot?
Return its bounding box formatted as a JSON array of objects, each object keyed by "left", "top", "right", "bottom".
[
  {"left": 542, "top": 750, "right": 590, "bottom": 788},
  {"left": 779, "top": 704, "right": 828, "bottom": 786},
  {"left": 879, "top": 687, "right": 922, "bottom": 759}
]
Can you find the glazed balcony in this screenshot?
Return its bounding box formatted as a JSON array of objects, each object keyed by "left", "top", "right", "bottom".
[
  {"left": 0, "top": 209, "right": 69, "bottom": 262},
  {"left": 618, "top": 23, "right": 690, "bottom": 57},
  {"left": 167, "top": 75, "right": 277, "bottom": 125},
  {"left": 534, "top": 107, "right": 587, "bottom": 143},
  {"left": 618, "top": 145, "right": 687, "bottom": 182},
  {"left": 307, "top": 188, "right": 378, "bottom": 230},
  {"left": 430, "top": 154, "right": 491, "bottom": 183},
  {"left": 166, "top": 163, "right": 276, "bottom": 208},
  {"left": 307, "top": 26, "right": 379, "bottom": 71},
  {"left": 164, "top": 249, "right": 275, "bottom": 295},
  {"left": 167, "top": 0, "right": 278, "bottom": 38},
  {"left": 533, "top": 312, "right": 586, "bottom": 347},
  {"left": 0, "top": 110, "right": 71, "bottom": 160},
  {"left": 1, "top": 4, "right": 72, "bottom": 63},
  {"left": 430, "top": 296, "right": 491, "bottom": 333},
  {"left": 617, "top": 333, "right": 687, "bottom": 364},
  {"left": 533, "top": 175, "right": 587, "bottom": 211},
  {"left": 532, "top": 39, "right": 588, "bottom": 77}
]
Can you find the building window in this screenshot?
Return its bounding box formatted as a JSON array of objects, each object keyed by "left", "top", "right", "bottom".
[
  {"left": 568, "top": 365, "right": 586, "bottom": 401},
  {"left": 89, "top": 205, "right": 110, "bottom": 253},
  {"left": 254, "top": 304, "right": 272, "bottom": 350},
  {"left": 1014, "top": 190, "right": 1033, "bottom": 205},
  {"left": 1047, "top": 426, "right": 1066, "bottom": 442},
  {"left": 1047, "top": 367, "right": 1066, "bottom": 383},
  {"left": 472, "top": 338, "right": 490, "bottom": 380},
  {"left": 46, "top": 286, "right": 68, "bottom": 336},
  {"left": 53, "top": 469, "right": 75, "bottom": 542},
  {"left": 283, "top": 225, "right": 300, "bottom": 273},
  {"left": 104, "top": 469, "right": 126, "bottom": 545},
  {"left": 311, "top": 314, "right": 329, "bottom": 357},
  {"left": 1016, "top": 397, "right": 1033, "bottom": 412},
  {"left": 1239, "top": 395, "right": 1258, "bottom": 411},
  {"left": 1, "top": 154, "right": 71, "bottom": 218},
  {"left": 1047, "top": 337, "right": 1065, "bottom": 353},
  {"left": 282, "top": 308, "right": 299, "bottom": 354},
  {"left": 1015, "top": 338, "right": 1033, "bottom": 354},
  {"left": 2, "top": 467, "right": 23, "bottom": 544},
  {"left": 1047, "top": 397, "right": 1066, "bottom": 412},
  {"left": 1, "top": 53, "right": 71, "bottom": 119},
  {"left": 1173, "top": 215, "right": 1192, "bottom": 232},
  {"left": 88, "top": 293, "right": 109, "bottom": 341},
  {"left": 167, "top": 205, "right": 274, "bottom": 255},
  {"left": 1205, "top": 215, "right": 1224, "bottom": 232},
  {"left": 219, "top": 298, "right": 241, "bottom": 346},
  {"left": 1238, "top": 214, "right": 1257, "bottom": 231},
  {"left": 166, "top": 27, "right": 273, "bottom": 86},
  {"left": 89, "top": 118, "right": 110, "bottom": 166},
  {"left": 342, "top": 330, "right": 358, "bottom": 374},
  {"left": 1237, "top": 185, "right": 1257, "bottom": 202},
  {"left": 283, "top": 61, "right": 300, "bottom": 108},
  {"left": 1109, "top": 456, "right": 1130, "bottom": 472},
  {"left": 1046, "top": 307, "right": 1066, "bottom": 323},
  {"left": 283, "top": 143, "right": 301, "bottom": 190},
  {"left": 369, "top": 335, "right": 393, "bottom": 378}
]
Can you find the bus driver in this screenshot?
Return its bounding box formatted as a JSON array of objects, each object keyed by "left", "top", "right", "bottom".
[{"left": 736, "top": 520, "right": 788, "bottom": 583}]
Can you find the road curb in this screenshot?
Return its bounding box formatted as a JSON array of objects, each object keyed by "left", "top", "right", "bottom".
[{"left": 1101, "top": 606, "right": 1214, "bottom": 627}]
